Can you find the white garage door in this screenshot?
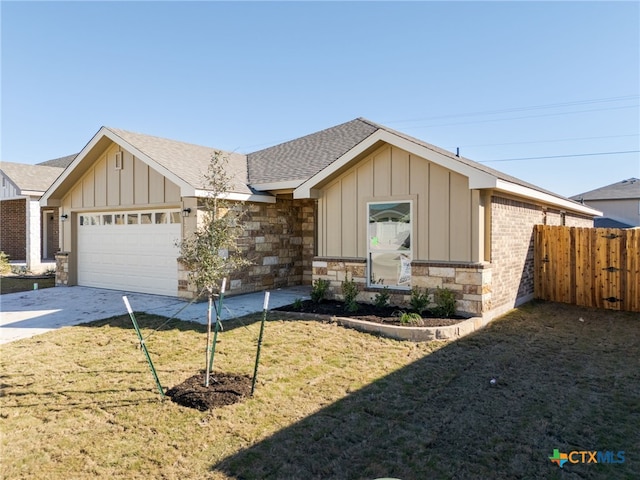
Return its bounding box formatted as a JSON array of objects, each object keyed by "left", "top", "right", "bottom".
[{"left": 77, "top": 210, "right": 181, "bottom": 296}]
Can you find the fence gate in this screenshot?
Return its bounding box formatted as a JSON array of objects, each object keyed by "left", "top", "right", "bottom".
[{"left": 534, "top": 225, "right": 639, "bottom": 312}]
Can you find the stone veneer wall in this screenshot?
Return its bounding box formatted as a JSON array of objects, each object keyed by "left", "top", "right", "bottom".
[
  {"left": 55, "top": 252, "right": 70, "bottom": 286},
  {"left": 178, "top": 197, "right": 315, "bottom": 299},
  {"left": 0, "top": 199, "right": 26, "bottom": 261},
  {"left": 312, "top": 258, "right": 491, "bottom": 317},
  {"left": 490, "top": 196, "right": 593, "bottom": 312},
  {"left": 312, "top": 196, "right": 594, "bottom": 318}
]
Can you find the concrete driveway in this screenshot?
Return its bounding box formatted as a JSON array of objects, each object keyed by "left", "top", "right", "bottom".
[{"left": 0, "top": 285, "right": 310, "bottom": 344}]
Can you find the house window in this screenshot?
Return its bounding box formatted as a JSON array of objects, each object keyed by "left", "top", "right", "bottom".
[{"left": 367, "top": 201, "right": 412, "bottom": 289}]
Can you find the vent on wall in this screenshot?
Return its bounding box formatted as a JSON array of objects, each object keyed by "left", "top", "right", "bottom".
[{"left": 115, "top": 151, "right": 123, "bottom": 170}]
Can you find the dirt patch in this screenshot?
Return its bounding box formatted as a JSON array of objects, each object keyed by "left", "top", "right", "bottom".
[
  {"left": 166, "top": 372, "right": 252, "bottom": 411},
  {"left": 275, "top": 299, "right": 465, "bottom": 327}
]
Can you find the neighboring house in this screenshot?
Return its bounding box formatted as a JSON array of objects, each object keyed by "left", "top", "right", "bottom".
[
  {"left": 40, "top": 118, "right": 600, "bottom": 319},
  {"left": 570, "top": 178, "right": 640, "bottom": 228},
  {"left": 0, "top": 155, "right": 75, "bottom": 272}
]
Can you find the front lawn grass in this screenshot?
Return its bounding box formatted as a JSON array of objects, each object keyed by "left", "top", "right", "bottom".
[{"left": 1, "top": 301, "right": 638, "bottom": 479}]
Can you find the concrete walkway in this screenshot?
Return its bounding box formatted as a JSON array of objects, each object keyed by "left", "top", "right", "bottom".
[{"left": 0, "top": 285, "right": 310, "bottom": 345}]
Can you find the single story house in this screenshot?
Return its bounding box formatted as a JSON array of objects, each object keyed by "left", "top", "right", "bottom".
[
  {"left": 570, "top": 178, "right": 640, "bottom": 228},
  {"left": 0, "top": 155, "right": 75, "bottom": 272},
  {"left": 40, "top": 118, "right": 600, "bottom": 319}
]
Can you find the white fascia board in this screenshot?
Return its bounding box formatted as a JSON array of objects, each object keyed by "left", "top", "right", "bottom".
[
  {"left": 495, "top": 179, "right": 603, "bottom": 216},
  {"left": 294, "top": 129, "right": 497, "bottom": 199},
  {"left": 194, "top": 189, "right": 276, "bottom": 204},
  {"left": 40, "top": 127, "right": 108, "bottom": 206},
  {"left": 374, "top": 130, "right": 497, "bottom": 189},
  {"left": 250, "top": 179, "right": 303, "bottom": 192},
  {"left": 40, "top": 127, "right": 197, "bottom": 205},
  {"left": 22, "top": 190, "right": 44, "bottom": 197}
]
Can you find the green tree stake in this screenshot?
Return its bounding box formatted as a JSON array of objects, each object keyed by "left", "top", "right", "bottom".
[
  {"left": 251, "top": 291, "right": 270, "bottom": 396},
  {"left": 207, "top": 278, "right": 226, "bottom": 385},
  {"left": 122, "top": 296, "right": 165, "bottom": 398}
]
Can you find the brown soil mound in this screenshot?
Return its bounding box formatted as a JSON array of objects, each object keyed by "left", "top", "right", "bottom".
[{"left": 166, "top": 372, "right": 252, "bottom": 411}]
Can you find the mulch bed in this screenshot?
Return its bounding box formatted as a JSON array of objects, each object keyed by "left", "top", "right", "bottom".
[
  {"left": 166, "top": 372, "right": 252, "bottom": 411},
  {"left": 274, "top": 299, "right": 465, "bottom": 327}
]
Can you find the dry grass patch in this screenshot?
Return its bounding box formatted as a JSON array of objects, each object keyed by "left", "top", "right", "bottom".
[{"left": 1, "top": 301, "right": 638, "bottom": 479}]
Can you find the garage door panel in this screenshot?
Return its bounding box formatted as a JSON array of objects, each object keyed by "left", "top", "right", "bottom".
[{"left": 77, "top": 211, "right": 180, "bottom": 296}]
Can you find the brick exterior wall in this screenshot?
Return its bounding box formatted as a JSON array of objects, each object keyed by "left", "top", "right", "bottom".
[
  {"left": 178, "top": 197, "right": 315, "bottom": 299},
  {"left": 0, "top": 199, "right": 26, "bottom": 261},
  {"left": 490, "top": 196, "right": 593, "bottom": 312}
]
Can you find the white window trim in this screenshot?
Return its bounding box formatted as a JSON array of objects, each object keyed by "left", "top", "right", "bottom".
[{"left": 366, "top": 199, "right": 413, "bottom": 290}]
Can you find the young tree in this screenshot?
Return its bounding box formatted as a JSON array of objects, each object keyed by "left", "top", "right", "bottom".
[{"left": 177, "top": 151, "right": 251, "bottom": 386}]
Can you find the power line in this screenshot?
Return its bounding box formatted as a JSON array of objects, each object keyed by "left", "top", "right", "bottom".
[
  {"left": 383, "top": 95, "right": 639, "bottom": 124},
  {"left": 397, "top": 104, "right": 638, "bottom": 130},
  {"left": 479, "top": 150, "right": 640, "bottom": 163},
  {"left": 458, "top": 133, "right": 640, "bottom": 149}
]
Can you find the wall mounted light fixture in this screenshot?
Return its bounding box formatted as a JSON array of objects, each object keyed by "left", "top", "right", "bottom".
[
  {"left": 182, "top": 208, "right": 192, "bottom": 217},
  {"left": 61, "top": 214, "right": 69, "bottom": 221}
]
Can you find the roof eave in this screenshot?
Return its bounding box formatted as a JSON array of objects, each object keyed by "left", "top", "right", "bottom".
[
  {"left": 294, "top": 129, "right": 496, "bottom": 199},
  {"left": 194, "top": 189, "right": 276, "bottom": 204},
  {"left": 41, "top": 127, "right": 198, "bottom": 207},
  {"left": 250, "top": 179, "right": 305, "bottom": 193},
  {"left": 494, "top": 179, "right": 602, "bottom": 216}
]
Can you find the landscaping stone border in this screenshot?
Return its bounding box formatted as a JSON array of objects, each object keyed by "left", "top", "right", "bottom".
[{"left": 273, "top": 311, "right": 491, "bottom": 342}]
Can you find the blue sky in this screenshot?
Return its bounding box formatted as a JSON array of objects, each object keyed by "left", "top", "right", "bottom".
[{"left": 2, "top": 1, "right": 638, "bottom": 197}]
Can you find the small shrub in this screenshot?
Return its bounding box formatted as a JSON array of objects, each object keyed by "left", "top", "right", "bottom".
[
  {"left": 341, "top": 276, "right": 359, "bottom": 312},
  {"left": 0, "top": 252, "right": 10, "bottom": 275},
  {"left": 409, "top": 286, "right": 429, "bottom": 314},
  {"left": 397, "top": 311, "right": 423, "bottom": 326},
  {"left": 373, "top": 287, "right": 391, "bottom": 309},
  {"left": 10, "top": 265, "right": 28, "bottom": 275},
  {"left": 432, "top": 287, "right": 457, "bottom": 318},
  {"left": 292, "top": 298, "right": 303, "bottom": 310},
  {"left": 310, "top": 278, "right": 330, "bottom": 303}
]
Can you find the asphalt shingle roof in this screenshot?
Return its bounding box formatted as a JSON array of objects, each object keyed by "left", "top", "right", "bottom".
[
  {"left": 594, "top": 217, "right": 634, "bottom": 228},
  {"left": 570, "top": 178, "right": 640, "bottom": 201},
  {"left": 43, "top": 118, "right": 593, "bottom": 210},
  {"left": 1, "top": 162, "right": 65, "bottom": 193},
  {"left": 105, "top": 128, "right": 252, "bottom": 195},
  {"left": 37, "top": 154, "right": 77, "bottom": 168},
  {"left": 247, "top": 118, "right": 379, "bottom": 184},
  {"left": 247, "top": 117, "right": 581, "bottom": 206}
]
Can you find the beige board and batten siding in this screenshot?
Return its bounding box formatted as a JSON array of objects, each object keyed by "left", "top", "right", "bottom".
[
  {"left": 317, "top": 144, "right": 482, "bottom": 262},
  {"left": 61, "top": 141, "right": 181, "bottom": 252}
]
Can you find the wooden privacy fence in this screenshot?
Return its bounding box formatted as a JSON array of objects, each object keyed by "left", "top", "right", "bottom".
[{"left": 534, "top": 225, "right": 640, "bottom": 312}]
